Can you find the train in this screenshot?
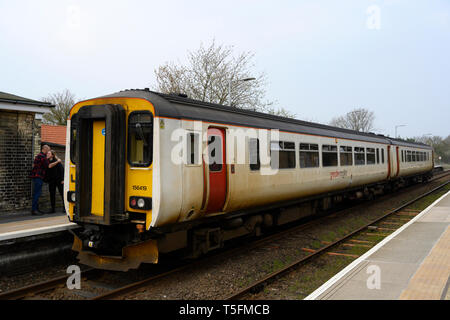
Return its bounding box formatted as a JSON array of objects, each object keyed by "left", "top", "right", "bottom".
[{"left": 64, "top": 88, "right": 433, "bottom": 271}]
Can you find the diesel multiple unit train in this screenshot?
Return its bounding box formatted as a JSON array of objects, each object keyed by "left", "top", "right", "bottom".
[{"left": 64, "top": 89, "right": 433, "bottom": 271}]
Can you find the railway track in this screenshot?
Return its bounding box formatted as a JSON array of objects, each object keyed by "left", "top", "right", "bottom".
[
  {"left": 1, "top": 171, "right": 449, "bottom": 300},
  {"left": 224, "top": 178, "right": 450, "bottom": 300}
]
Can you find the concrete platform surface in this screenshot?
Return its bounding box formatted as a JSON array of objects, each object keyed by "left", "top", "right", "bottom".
[
  {"left": 306, "top": 190, "right": 450, "bottom": 300},
  {"left": 0, "top": 212, "right": 77, "bottom": 241}
]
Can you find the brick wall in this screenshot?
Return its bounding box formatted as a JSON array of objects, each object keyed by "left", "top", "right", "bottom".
[{"left": 0, "top": 111, "right": 34, "bottom": 212}]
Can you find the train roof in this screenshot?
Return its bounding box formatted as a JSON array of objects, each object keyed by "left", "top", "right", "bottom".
[{"left": 97, "top": 89, "right": 432, "bottom": 150}]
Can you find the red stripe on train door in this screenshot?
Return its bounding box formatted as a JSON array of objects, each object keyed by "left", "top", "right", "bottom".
[{"left": 205, "top": 128, "right": 227, "bottom": 213}]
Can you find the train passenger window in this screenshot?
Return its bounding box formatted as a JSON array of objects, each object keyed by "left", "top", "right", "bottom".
[
  {"left": 299, "top": 143, "right": 319, "bottom": 168},
  {"left": 249, "top": 138, "right": 260, "bottom": 171},
  {"left": 322, "top": 145, "right": 338, "bottom": 167},
  {"left": 407, "top": 150, "right": 411, "bottom": 162},
  {"left": 401, "top": 150, "right": 404, "bottom": 162},
  {"left": 271, "top": 141, "right": 296, "bottom": 169},
  {"left": 366, "top": 148, "right": 376, "bottom": 165},
  {"left": 128, "top": 112, "right": 153, "bottom": 167},
  {"left": 412, "top": 151, "right": 416, "bottom": 162},
  {"left": 355, "top": 147, "right": 365, "bottom": 165},
  {"left": 381, "top": 148, "right": 384, "bottom": 163},
  {"left": 376, "top": 148, "right": 380, "bottom": 164},
  {"left": 186, "top": 132, "right": 200, "bottom": 165},
  {"left": 339, "top": 146, "right": 352, "bottom": 166},
  {"left": 208, "top": 135, "right": 223, "bottom": 171}
]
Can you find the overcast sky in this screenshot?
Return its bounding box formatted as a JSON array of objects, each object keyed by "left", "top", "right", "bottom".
[{"left": 0, "top": 0, "right": 449, "bottom": 138}]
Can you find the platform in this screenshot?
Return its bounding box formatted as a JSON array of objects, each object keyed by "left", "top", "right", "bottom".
[
  {"left": 305, "top": 190, "right": 450, "bottom": 300},
  {"left": 0, "top": 212, "right": 77, "bottom": 242}
]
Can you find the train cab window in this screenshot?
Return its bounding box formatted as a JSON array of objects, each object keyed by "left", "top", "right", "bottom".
[
  {"left": 271, "top": 141, "right": 296, "bottom": 169},
  {"left": 322, "top": 145, "right": 338, "bottom": 167},
  {"left": 355, "top": 147, "right": 365, "bottom": 165},
  {"left": 70, "top": 114, "right": 78, "bottom": 164},
  {"left": 128, "top": 112, "right": 153, "bottom": 167},
  {"left": 249, "top": 138, "right": 260, "bottom": 171},
  {"left": 299, "top": 143, "right": 319, "bottom": 168},
  {"left": 187, "top": 132, "right": 200, "bottom": 165},
  {"left": 376, "top": 148, "right": 380, "bottom": 164},
  {"left": 367, "top": 148, "right": 376, "bottom": 165},
  {"left": 339, "top": 146, "right": 353, "bottom": 166},
  {"left": 208, "top": 135, "right": 223, "bottom": 171}
]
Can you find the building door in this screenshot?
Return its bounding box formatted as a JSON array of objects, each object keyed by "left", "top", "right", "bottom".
[{"left": 206, "top": 128, "right": 227, "bottom": 213}]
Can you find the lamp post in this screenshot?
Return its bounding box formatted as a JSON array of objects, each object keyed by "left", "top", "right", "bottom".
[
  {"left": 228, "top": 77, "right": 256, "bottom": 107},
  {"left": 424, "top": 133, "right": 433, "bottom": 147},
  {"left": 395, "top": 124, "right": 406, "bottom": 138}
]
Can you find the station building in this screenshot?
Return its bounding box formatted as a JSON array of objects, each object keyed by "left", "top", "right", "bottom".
[{"left": 0, "top": 91, "right": 53, "bottom": 213}]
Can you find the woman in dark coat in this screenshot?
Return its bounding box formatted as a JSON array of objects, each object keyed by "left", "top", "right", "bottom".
[{"left": 46, "top": 150, "right": 65, "bottom": 213}]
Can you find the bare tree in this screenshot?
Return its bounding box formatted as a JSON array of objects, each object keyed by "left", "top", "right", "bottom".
[
  {"left": 154, "top": 40, "right": 288, "bottom": 115},
  {"left": 265, "top": 106, "right": 297, "bottom": 119},
  {"left": 42, "top": 89, "right": 76, "bottom": 125},
  {"left": 329, "top": 108, "right": 375, "bottom": 132}
]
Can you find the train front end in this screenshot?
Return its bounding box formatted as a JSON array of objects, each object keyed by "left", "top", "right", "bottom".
[{"left": 64, "top": 97, "right": 157, "bottom": 271}]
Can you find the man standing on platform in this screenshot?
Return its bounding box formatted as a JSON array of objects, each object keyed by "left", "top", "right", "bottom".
[{"left": 29, "top": 144, "right": 61, "bottom": 215}]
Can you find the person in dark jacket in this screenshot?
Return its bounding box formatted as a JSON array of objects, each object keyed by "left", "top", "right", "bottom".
[
  {"left": 46, "top": 150, "right": 65, "bottom": 213},
  {"left": 30, "top": 144, "right": 51, "bottom": 215}
]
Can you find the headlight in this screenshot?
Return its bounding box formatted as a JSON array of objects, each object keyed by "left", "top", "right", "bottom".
[
  {"left": 67, "top": 191, "right": 76, "bottom": 203},
  {"left": 137, "top": 198, "right": 145, "bottom": 208},
  {"left": 129, "top": 196, "right": 152, "bottom": 210}
]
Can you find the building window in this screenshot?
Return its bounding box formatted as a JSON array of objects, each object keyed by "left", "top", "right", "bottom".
[
  {"left": 249, "top": 138, "right": 260, "bottom": 171},
  {"left": 355, "top": 147, "right": 365, "bottom": 165},
  {"left": 322, "top": 144, "right": 338, "bottom": 167},
  {"left": 299, "top": 143, "right": 319, "bottom": 168},
  {"left": 271, "top": 141, "right": 296, "bottom": 169},
  {"left": 186, "top": 132, "right": 199, "bottom": 165},
  {"left": 128, "top": 111, "right": 153, "bottom": 167},
  {"left": 339, "top": 146, "right": 353, "bottom": 166}
]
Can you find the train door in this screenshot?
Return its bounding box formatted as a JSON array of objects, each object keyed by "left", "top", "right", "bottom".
[
  {"left": 387, "top": 145, "right": 391, "bottom": 179},
  {"left": 75, "top": 104, "right": 126, "bottom": 225},
  {"left": 90, "top": 119, "right": 106, "bottom": 216},
  {"left": 395, "top": 146, "right": 400, "bottom": 177},
  {"left": 205, "top": 128, "right": 227, "bottom": 213}
]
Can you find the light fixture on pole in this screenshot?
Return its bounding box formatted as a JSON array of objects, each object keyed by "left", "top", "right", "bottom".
[
  {"left": 395, "top": 124, "right": 406, "bottom": 138},
  {"left": 228, "top": 77, "right": 256, "bottom": 107}
]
